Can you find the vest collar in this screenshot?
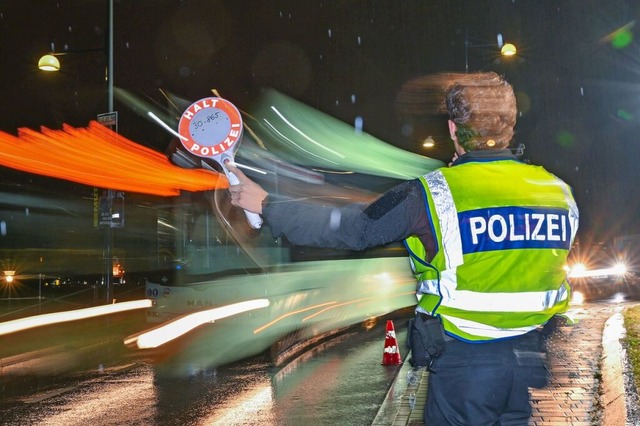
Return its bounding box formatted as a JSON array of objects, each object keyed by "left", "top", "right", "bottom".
[{"left": 452, "top": 149, "right": 519, "bottom": 166}]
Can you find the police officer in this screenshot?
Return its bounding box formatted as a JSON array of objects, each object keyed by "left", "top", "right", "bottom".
[{"left": 227, "top": 71, "right": 579, "bottom": 425}]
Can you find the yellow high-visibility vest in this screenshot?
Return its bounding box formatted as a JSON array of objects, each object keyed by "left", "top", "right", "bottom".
[{"left": 405, "top": 158, "right": 579, "bottom": 341}]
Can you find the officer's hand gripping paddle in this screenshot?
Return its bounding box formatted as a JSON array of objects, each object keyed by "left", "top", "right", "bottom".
[{"left": 178, "top": 96, "right": 263, "bottom": 229}]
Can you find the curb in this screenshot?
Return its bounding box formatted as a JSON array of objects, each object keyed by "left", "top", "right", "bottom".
[
  {"left": 600, "top": 309, "right": 628, "bottom": 425},
  {"left": 372, "top": 355, "right": 424, "bottom": 425}
]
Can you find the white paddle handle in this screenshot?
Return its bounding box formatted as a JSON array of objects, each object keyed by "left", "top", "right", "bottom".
[{"left": 225, "top": 170, "right": 263, "bottom": 229}]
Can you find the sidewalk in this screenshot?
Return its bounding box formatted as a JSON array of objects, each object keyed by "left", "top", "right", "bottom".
[{"left": 373, "top": 302, "right": 632, "bottom": 425}]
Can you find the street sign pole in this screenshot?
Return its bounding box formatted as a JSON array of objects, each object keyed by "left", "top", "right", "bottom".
[
  {"left": 101, "top": 0, "right": 115, "bottom": 305},
  {"left": 97, "top": 111, "right": 119, "bottom": 305}
]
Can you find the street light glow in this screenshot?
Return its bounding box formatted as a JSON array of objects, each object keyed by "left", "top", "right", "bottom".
[
  {"left": 422, "top": 136, "right": 435, "bottom": 148},
  {"left": 465, "top": 31, "right": 518, "bottom": 72},
  {"left": 38, "top": 54, "right": 61, "bottom": 71},
  {"left": 501, "top": 43, "right": 517, "bottom": 56},
  {"left": 3, "top": 270, "right": 15, "bottom": 283}
]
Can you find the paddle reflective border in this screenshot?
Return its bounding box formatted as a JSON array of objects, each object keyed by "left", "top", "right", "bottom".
[{"left": 178, "top": 97, "right": 243, "bottom": 158}]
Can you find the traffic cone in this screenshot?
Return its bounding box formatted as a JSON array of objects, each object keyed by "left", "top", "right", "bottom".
[{"left": 381, "top": 319, "right": 402, "bottom": 365}]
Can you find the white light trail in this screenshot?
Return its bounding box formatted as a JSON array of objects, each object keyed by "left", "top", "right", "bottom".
[
  {"left": 227, "top": 161, "right": 268, "bottom": 175},
  {"left": 127, "top": 299, "right": 270, "bottom": 349},
  {"left": 269, "top": 106, "right": 346, "bottom": 159},
  {"left": 147, "top": 111, "right": 187, "bottom": 141},
  {"left": 568, "top": 263, "right": 627, "bottom": 278},
  {"left": 0, "top": 299, "right": 152, "bottom": 336},
  {"left": 262, "top": 118, "right": 334, "bottom": 164}
]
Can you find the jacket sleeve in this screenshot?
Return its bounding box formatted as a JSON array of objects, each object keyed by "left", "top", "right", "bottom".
[{"left": 262, "top": 180, "right": 430, "bottom": 251}]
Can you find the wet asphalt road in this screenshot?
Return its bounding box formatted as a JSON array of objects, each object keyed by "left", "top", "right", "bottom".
[
  {"left": 1, "top": 278, "right": 639, "bottom": 425},
  {"left": 0, "top": 318, "right": 408, "bottom": 426}
]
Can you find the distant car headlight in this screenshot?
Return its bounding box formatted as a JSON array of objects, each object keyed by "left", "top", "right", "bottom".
[
  {"left": 612, "top": 262, "right": 627, "bottom": 275},
  {"left": 568, "top": 263, "right": 587, "bottom": 278},
  {"left": 567, "top": 262, "right": 627, "bottom": 279}
]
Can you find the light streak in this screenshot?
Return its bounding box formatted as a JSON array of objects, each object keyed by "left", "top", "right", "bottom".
[
  {"left": 227, "top": 161, "right": 268, "bottom": 175},
  {"left": 0, "top": 122, "right": 226, "bottom": 196},
  {"left": 262, "top": 118, "right": 336, "bottom": 165},
  {"left": 0, "top": 299, "right": 152, "bottom": 336},
  {"left": 302, "top": 290, "right": 416, "bottom": 322},
  {"left": 568, "top": 263, "right": 627, "bottom": 278},
  {"left": 127, "top": 299, "right": 270, "bottom": 349},
  {"left": 269, "top": 106, "right": 346, "bottom": 159},
  {"left": 147, "top": 111, "right": 187, "bottom": 141},
  {"left": 253, "top": 301, "right": 337, "bottom": 334},
  {"left": 302, "top": 296, "right": 375, "bottom": 321}
]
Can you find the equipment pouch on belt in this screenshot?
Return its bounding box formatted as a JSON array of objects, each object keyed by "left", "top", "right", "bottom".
[{"left": 407, "top": 315, "right": 446, "bottom": 368}]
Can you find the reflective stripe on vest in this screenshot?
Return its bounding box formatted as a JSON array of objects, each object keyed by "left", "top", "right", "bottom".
[
  {"left": 416, "top": 273, "right": 570, "bottom": 312},
  {"left": 426, "top": 170, "right": 463, "bottom": 269},
  {"left": 443, "top": 316, "right": 538, "bottom": 339}
]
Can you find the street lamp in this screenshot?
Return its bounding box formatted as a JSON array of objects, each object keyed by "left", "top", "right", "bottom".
[
  {"left": 501, "top": 43, "right": 517, "bottom": 57},
  {"left": 422, "top": 136, "right": 435, "bottom": 148},
  {"left": 3, "top": 270, "right": 15, "bottom": 284},
  {"left": 465, "top": 30, "right": 517, "bottom": 73},
  {"left": 37, "top": 0, "right": 114, "bottom": 112},
  {"left": 38, "top": 54, "right": 60, "bottom": 71}
]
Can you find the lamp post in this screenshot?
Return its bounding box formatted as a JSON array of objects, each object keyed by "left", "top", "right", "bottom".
[
  {"left": 105, "top": 0, "right": 114, "bottom": 305},
  {"left": 464, "top": 29, "right": 517, "bottom": 73},
  {"left": 38, "top": 0, "right": 115, "bottom": 304},
  {"left": 38, "top": 273, "right": 42, "bottom": 313}
]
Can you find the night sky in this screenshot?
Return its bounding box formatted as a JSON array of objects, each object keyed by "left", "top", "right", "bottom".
[{"left": 1, "top": 0, "right": 639, "bottom": 243}]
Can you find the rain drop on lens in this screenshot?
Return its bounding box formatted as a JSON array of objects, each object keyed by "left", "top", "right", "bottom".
[
  {"left": 408, "top": 393, "right": 416, "bottom": 410},
  {"left": 354, "top": 116, "right": 363, "bottom": 133},
  {"left": 406, "top": 368, "right": 419, "bottom": 387}
]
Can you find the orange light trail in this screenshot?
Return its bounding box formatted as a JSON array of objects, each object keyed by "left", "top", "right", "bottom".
[
  {"left": 0, "top": 121, "right": 227, "bottom": 196},
  {"left": 253, "top": 301, "right": 337, "bottom": 334},
  {"left": 302, "top": 290, "right": 416, "bottom": 322},
  {"left": 302, "top": 296, "right": 376, "bottom": 321}
]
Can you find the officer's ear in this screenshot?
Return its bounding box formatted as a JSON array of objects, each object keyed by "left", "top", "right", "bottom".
[
  {"left": 448, "top": 120, "right": 457, "bottom": 141},
  {"left": 448, "top": 120, "right": 465, "bottom": 156}
]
